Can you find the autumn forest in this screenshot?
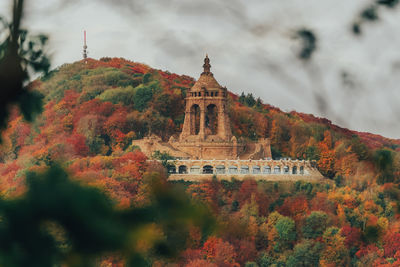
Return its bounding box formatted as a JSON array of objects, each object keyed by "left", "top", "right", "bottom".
[{"left": 0, "top": 56, "right": 399, "bottom": 266}]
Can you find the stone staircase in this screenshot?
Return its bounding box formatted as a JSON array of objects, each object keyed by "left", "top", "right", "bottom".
[{"left": 239, "top": 143, "right": 265, "bottom": 160}]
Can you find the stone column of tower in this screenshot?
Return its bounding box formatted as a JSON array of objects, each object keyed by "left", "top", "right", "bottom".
[
  {"left": 198, "top": 105, "right": 206, "bottom": 140},
  {"left": 180, "top": 103, "right": 192, "bottom": 140}
]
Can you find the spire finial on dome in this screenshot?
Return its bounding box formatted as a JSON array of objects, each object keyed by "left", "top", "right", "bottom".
[{"left": 202, "top": 54, "right": 212, "bottom": 75}]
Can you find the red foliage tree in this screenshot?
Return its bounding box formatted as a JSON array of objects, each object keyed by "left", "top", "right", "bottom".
[
  {"left": 234, "top": 239, "right": 257, "bottom": 266},
  {"left": 340, "top": 225, "right": 362, "bottom": 249},
  {"left": 202, "top": 237, "right": 238, "bottom": 267},
  {"left": 356, "top": 244, "right": 380, "bottom": 259},
  {"left": 237, "top": 179, "right": 258, "bottom": 206},
  {"left": 66, "top": 133, "right": 89, "bottom": 156},
  {"left": 278, "top": 195, "right": 309, "bottom": 223},
  {"left": 383, "top": 231, "right": 400, "bottom": 258},
  {"left": 185, "top": 259, "right": 218, "bottom": 267}
]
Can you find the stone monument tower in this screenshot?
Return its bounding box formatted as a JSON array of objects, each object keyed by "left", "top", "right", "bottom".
[
  {"left": 180, "top": 55, "right": 232, "bottom": 142},
  {"left": 169, "top": 55, "right": 245, "bottom": 159},
  {"left": 136, "top": 55, "right": 272, "bottom": 160}
]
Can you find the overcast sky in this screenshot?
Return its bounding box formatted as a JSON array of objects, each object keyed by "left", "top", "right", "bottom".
[{"left": 1, "top": 0, "right": 399, "bottom": 139}]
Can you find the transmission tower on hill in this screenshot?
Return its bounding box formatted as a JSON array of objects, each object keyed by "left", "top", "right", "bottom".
[{"left": 83, "top": 30, "right": 88, "bottom": 62}]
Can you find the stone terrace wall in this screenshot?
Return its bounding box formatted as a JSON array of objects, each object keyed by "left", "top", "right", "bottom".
[
  {"left": 165, "top": 159, "right": 324, "bottom": 182},
  {"left": 168, "top": 173, "right": 325, "bottom": 182}
]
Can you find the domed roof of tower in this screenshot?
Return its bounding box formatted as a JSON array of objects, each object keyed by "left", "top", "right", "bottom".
[{"left": 191, "top": 55, "right": 223, "bottom": 91}]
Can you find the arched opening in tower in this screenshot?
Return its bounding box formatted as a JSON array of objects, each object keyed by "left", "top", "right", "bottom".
[
  {"left": 191, "top": 104, "right": 201, "bottom": 135},
  {"left": 206, "top": 104, "right": 218, "bottom": 135}
]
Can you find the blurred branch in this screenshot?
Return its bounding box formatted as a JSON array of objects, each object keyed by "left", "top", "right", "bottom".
[
  {"left": 352, "top": 0, "right": 399, "bottom": 35},
  {"left": 0, "top": 0, "right": 50, "bottom": 136},
  {"left": 295, "top": 29, "right": 317, "bottom": 61},
  {"left": 293, "top": 29, "right": 346, "bottom": 124}
]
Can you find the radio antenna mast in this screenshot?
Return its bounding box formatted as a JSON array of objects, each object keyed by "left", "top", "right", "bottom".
[{"left": 83, "top": 30, "right": 88, "bottom": 62}]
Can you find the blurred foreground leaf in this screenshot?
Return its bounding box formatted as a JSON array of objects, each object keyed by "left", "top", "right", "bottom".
[
  {"left": 0, "top": 165, "right": 215, "bottom": 266},
  {"left": 0, "top": 0, "right": 50, "bottom": 136}
]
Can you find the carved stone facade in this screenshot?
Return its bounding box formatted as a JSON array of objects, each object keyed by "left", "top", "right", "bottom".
[{"left": 179, "top": 55, "right": 232, "bottom": 142}]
